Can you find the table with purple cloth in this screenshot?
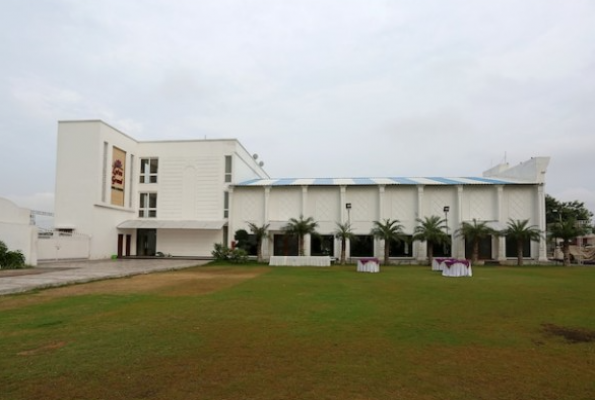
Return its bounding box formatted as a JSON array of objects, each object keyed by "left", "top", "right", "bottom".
[
  {"left": 357, "top": 257, "right": 380, "bottom": 273},
  {"left": 441, "top": 259, "right": 472, "bottom": 277},
  {"left": 432, "top": 257, "right": 451, "bottom": 271}
]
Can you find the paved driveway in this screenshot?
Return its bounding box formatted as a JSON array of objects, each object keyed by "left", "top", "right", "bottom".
[{"left": 0, "top": 258, "right": 208, "bottom": 296}]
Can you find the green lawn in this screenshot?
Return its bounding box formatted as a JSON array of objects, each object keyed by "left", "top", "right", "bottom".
[{"left": 1, "top": 265, "right": 594, "bottom": 400}]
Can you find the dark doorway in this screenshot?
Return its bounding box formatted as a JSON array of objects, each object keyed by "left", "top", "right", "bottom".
[
  {"left": 505, "top": 237, "right": 531, "bottom": 258},
  {"left": 465, "top": 236, "right": 492, "bottom": 260},
  {"left": 137, "top": 229, "right": 157, "bottom": 256},
  {"left": 273, "top": 234, "right": 299, "bottom": 256},
  {"left": 389, "top": 235, "right": 413, "bottom": 257},
  {"left": 432, "top": 236, "right": 452, "bottom": 258},
  {"left": 311, "top": 235, "right": 335, "bottom": 256},
  {"left": 351, "top": 235, "right": 374, "bottom": 257}
]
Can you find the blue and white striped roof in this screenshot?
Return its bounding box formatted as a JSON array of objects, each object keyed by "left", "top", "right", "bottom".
[{"left": 236, "top": 176, "right": 529, "bottom": 186}]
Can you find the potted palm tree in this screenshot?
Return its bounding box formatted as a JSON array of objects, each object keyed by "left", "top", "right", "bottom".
[
  {"left": 455, "top": 219, "right": 498, "bottom": 265},
  {"left": 283, "top": 215, "right": 318, "bottom": 256},
  {"left": 371, "top": 218, "right": 406, "bottom": 265},
  {"left": 412, "top": 215, "right": 450, "bottom": 266},
  {"left": 334, "top": 222, "right": 355, "bottom": 265},
  {"left": 501, "top": 219, "right": 542, "bottom": 266},
  {"left": 247, "top": 222, "right": 270, "bottom": 263}
]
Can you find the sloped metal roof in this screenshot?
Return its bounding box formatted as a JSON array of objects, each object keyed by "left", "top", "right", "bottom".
[{"left": 235, "top": 176, "right": 529, "bottom": 187}]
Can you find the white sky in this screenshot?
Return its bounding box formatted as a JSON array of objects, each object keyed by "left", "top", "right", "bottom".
[{"left": 1, "top": 0, "right": 594, "bottom": 216}]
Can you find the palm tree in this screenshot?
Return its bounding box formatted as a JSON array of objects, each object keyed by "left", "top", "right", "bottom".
[
  {"left": 412, "top": 215, "right": 450, "bottom": 266},
  {"left": 455, "top": 219, "right": 498, "bottom": 264},
  {"left": 283, "top": 215, "right": 318, "bottom": 256},
  {"left": 370, "top": 218, "right": 406, "bottom": 265},
  {"left": 501, "top": 219, "right": 542, "bottom": 266},
  {"left": 549, "top": 219, "right": 588, "bottom": 266},
  {"left": 334, "top": 222, "right": 355, "bottom": 265},
  {"left": 247, "top": 222, "right": 270, "bottom": 263}
]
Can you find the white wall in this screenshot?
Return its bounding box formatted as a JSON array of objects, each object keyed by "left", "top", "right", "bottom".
[{"left": 0, "top": 198, "right": 37, "bottom": 266}]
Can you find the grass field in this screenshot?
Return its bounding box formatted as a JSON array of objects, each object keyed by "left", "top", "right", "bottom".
[{"left": 1, "top": 264, "right": 594, "bottom": 400}]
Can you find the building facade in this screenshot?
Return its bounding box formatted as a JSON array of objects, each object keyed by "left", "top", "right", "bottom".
[
  {"left": 54, "top": 120, "right": 269, "bottom": 259},
  {"left": 54, "top": 120, "right": 550, "bottom": 263},
  {"left": 229, "top": 159, "right": 551, "bottom": 264}
]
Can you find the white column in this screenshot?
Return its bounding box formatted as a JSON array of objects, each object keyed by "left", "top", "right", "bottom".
[
  {"left": 302, "top": 186, "right": 310, "bottom": 255},
  {"left": 416, "top": 185, "right": 426, "bottom": 262},
  {"left": 455, "top": 185, "right": 465, "bottom": 259},
  {"left": 263, "top": 186, "right": 271, "bottom": 259},
  {"left": 496, "top": 185, "right": 506, "bottom": 262},
  {"left": 227, "top": 186, "right": 234, "bottom": 247},
  {"left": 537, "top": 184, "right": 548, "bottom": 262}
]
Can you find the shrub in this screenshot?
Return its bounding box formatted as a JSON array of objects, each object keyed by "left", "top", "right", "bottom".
[
  {"left": 0, "top": 241, "right": 26, "bottom": 269},
  {"left": 212, "top": 243, "right": 248, "bottom": 264}
]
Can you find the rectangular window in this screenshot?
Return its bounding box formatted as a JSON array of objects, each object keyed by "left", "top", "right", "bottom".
[
  {"left": 139, "top": 193, "right": 157, "bottom": 218},
  {"left": 225, "top": 155, "right": 232, "bottom": 183},
  {"left": 223, "top": 191, "right": 229, "bottom": 218},
  {"left": 140, "top": 158, "right": 158, "bottom": 183}
]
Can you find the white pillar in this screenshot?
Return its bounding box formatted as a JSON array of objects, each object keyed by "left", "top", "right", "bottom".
[
  {"left": 416, "top": 185, "right": 426, "bottom": 262},
  {"left": 455, "top": 185, "right": 465, "bottom": 259},
  {"left": 537, "top": 184, "right": 548, "bottom": 262},
  {"left": 263, "top": 186, "right": 271, "bottom": 259},
  {"left": 496, "top": 185, "right": 506, "bottom": 262}
]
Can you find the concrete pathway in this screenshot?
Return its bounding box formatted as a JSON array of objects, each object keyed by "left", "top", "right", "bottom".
[{"left": 0, "top": 258, "right": 208, "bottom": 296}]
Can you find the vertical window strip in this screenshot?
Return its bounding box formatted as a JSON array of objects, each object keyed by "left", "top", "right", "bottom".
[
  {"left": 129, "top": 154, "right": 134, "bottom": 208},
  {"left": 102, "top": 142, "right": 108, "bottom": 202},
  {"left": 223, "top": 191, "right": 229, "bottom": 218},
  {"left": 225, "top": 155, "right": 232, "bottom": 183}
]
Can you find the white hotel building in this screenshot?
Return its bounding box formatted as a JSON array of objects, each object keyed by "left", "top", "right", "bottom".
[{"left": 53, "top": 120, "right": 550, "bottom": 264}]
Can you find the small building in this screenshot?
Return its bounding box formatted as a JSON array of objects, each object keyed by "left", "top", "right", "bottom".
[{"left": 53, "top": 120, "right": 550, "bottom": 264}]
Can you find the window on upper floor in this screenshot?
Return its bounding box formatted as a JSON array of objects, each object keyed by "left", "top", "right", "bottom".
[
  {"left": 140, "top": 158, "right": 158, "bottom": 183},
  {"left": 225, "top": 155, "right": 232, "bottom": 183},
  {"left": 139, "top": 193, "right": 157, "bottom": 218},
  {"left": 223, "top": 191, "right": 229, "bottom": 218}
]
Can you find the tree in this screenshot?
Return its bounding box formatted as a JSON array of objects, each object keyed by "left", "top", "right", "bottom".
[
  {"left": 0, "top": 240, "right": 26, "bottom": 269},
  {"left": 455, "top": 219, "right": 498, "bottom": 264},
  {"left": 334, "top": 222, "right": 355, "bottom": 265},
  {"left": 501, "top": 219, "right": 542, "bottom": 266},
  {"left": 247, "top": 222, "right": 270, "bottom": 263},
  {"left": 412, "top": 215, "right": 450, "bottom": 266},
  {"left": 283, "top": 215, "right": 318, "bottom": 256},
  {"left": 546, "top": 194, "right": 593, "bottom": 225},
  {"left": 370, "top": 218, "right": 406, "bottom": 265},
  {"left": 549, "top": 219, "right": 588, "bottom": 266}
]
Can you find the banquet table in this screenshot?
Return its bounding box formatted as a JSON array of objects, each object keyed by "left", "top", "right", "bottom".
[
  {"left": 441, "top": 259, "right": 472, "bottom": 277},
  {"left": 357, "top": 258, "right": 380, "bottom": 273},
  {"left": 269, "top": 256, "right": 331, "bottom": 267},
  {"left": 432, "top": 257, "right": 451, "bottom": 271}
]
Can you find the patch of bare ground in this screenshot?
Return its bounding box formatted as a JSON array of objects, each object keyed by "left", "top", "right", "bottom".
[
  {"left": 541, "top": 323, "right": 595, "bottom": 343},
  {"left": 0, "top": 267, "right": 270, "bottom": 310},
  {"left": 17, "top": 341, "right": 67, "bottom": 356}
]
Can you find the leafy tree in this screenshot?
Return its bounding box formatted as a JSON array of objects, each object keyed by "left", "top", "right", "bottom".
[
  {"left": 501, "top": 219, "right": 542, "bottom": 266},
  {"left": 0, "top": 240, "right": 26, "bottom": 269},
  {"left": 549, "top": 219, "right": 589, "bottom": 266},
  {"left": 455, "top": 219, "right": 498, "bottom": 264},
  {"left": 334, "top": 222, "right": 355, "bottom": 265},
  {"left": 412, "top": 215, "right": 450, "bottom": 265},
  {"left": 370, "top": 218, "right": 406, "bottom": 265},
  {"left": 247, "top": 222, "right": 270, "bottom": 263},
  {"left": 234, "top": 229, "right": 251, "bottom": 251},
  {"left": 283, "top": 215, "right": 318, "bottom": 256},
  {"left": 546, "top": 194, "right": 593, "bottom": 225}
]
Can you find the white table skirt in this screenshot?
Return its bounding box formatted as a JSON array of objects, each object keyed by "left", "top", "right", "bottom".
[
  {"left": 441, "top": 262, "right": 472, "bottom": 277},
  {"left": 269, "top": 256, "right": 331, "bottom": 267},
  {"left": 357, "top": 259, "right": 380, "bottom": 273}
]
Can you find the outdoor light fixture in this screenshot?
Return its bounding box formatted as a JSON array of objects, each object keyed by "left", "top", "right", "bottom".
[{"left": 346, "top": 203, "right": 352, "bottom": 209}]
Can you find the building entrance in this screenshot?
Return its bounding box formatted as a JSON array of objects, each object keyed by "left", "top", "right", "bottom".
[{"left": 137, "top": 229, "right": 157, "bottom": 256}]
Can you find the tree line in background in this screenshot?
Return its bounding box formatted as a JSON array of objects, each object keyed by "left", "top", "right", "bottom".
[{"left": 215, "top": 194, "right": 593, "bottom": 267}]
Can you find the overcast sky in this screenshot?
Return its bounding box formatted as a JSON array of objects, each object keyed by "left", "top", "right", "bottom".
[{"left": 1, "top": 0, "right": 594, "bottom": 217}]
